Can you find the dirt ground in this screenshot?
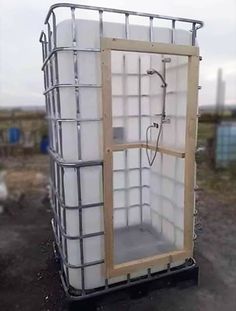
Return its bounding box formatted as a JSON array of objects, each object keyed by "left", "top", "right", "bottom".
[{"left": 0, "top": 155, "right": 236, "bottom": 311}]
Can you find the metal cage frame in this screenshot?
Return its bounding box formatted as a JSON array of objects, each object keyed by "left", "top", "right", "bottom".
[{"left": 39, "top": 2, "right": 203, "bottom": 299}]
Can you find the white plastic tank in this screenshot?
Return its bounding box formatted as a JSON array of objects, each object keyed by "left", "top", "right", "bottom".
[{"left": 40, "top": 4, "right": 201, "bottom": 295}]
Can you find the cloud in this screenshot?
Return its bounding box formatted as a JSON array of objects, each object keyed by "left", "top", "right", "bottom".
[{"left": 0, "top": 0, "right": 235, "bottom": 107}]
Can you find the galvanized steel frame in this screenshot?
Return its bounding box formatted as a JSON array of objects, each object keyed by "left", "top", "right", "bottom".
[{"left": 39, "top": 2, "right": 202, "bottom": 298}]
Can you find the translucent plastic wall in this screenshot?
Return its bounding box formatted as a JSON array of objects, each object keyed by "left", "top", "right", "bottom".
[
  {"left": 42, "top": 15, "right": 196, "bottom": 291},
  {"left": 111, "top": 51, "right": 187, "bottom": 264}
]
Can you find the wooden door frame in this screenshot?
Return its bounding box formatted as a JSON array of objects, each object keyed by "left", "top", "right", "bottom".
[{"left": 101, "top": 37, "right": 199, "bottom": 278}]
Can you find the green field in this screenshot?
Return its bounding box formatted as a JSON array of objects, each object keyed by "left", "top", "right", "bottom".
[{"left": 197, "top": 122, "right": 236, "bottom": 204}]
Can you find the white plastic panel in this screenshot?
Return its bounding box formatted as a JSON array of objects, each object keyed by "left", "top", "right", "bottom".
[
  {"left": 149, "top": 155, "right": 185, "bottom": 247},
  {"left": 48, "top": 18, "right": 193, "bottom": 290}
]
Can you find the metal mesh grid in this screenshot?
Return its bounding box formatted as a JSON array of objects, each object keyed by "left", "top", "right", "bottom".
[{"left": 39, "top": 3, "right": 203, "bottom": 298}]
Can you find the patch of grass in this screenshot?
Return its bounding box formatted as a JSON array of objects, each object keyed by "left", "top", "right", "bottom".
[
  {"left": 197, "top": 162, "right": 236, "bottom": 204},
  {"left": 197, "top": 122, "right": 236, "bottom": 204},
  {"left": 197, "top": 123, "right": 215, "bottom": 147}
]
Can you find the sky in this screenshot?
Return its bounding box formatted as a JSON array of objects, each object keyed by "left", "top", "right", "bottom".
[{"left": 0, "top": 0, "right": 235, "bottom": 108}]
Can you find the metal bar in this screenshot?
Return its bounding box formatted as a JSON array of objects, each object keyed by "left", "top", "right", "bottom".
[
  {"left": 45, "top": 4, "right": 204, "bottom": 30},
  {"left": 41, "top": 47, "right": 100, "bottom": 70},
  {"left": 47, "top": 116, "right": 102, "bottom": 122},
  {"left": 77, "top": 165, "right": 85, "bottom": 293},
  {"left": 191, "top": 22, "right": 196, "bottom": 46},
  {"left": 161, "top": 58, "right": 167, "bottom": 118},
  {"left": 44, "top": 83, "right": 101, "bottom": 95},
  {"left": 47, "top": 22, "right": 59, "bottom": 155},
  {"left": 149, "top": 17, "right": 153, "bottom": 42},
  {"left": 58, "top": 116, "right": 63, "bottom": 157},
  {"left": 52, "top": 12, "right": 57, "bottom": 49},
  {"left": 48, "top": 148, "right": 103, "bottom": 168},
  {"left": 56, "top": 163, "right": 63, "bottom": 246},
  {"left": 125, "top": 13, "right": 129, "bottom": 38},
  {"left": 52, "top": 11, "right": 62, "bottom": 163},
  {"left": 47, "top": 23, "right": 54, "bottom": 89},
  {"left": 61, "top": 166, "right": 70, "bottom": 283},
  {"left": 71, "top": 7, "right": 82, "bottom": 161},
  {"left": 138, "top": 57, "right": 143, "bottom": 225},
  {"left": 44, "top": 65, "right": 50, "bottom": 92},
  {"left": 41, "top": 33, "right": 46, "bottom": 62},
  {"left": 54, "top": 166, "right": 60, "bottom": 243},
  {"left": 46, "top": 27, "right": 54, "bottom": 84},
  {"left": 39, "top": 30, "right": 46, "bottom": 43},
  {"left": 42, "top": 32, "right": 50, "bottom": 90},
  {"left": 99, "top": 10, "right": 103, "bottom": 36},
  {"left": 52, "top": 12, "right": 61, "bottom": 117},
  {"left": 171, "top": 20, "right": 176, "bottom": 44},
  {"left": 47, "top": 22, "right": 52, "bottom": 54},
  {"left": 45, "top": 95, "right": 52, "bottom": 148},
  {"left": 42, "top": 59, "right": 47, "bottom": 91},
  {"left": 47, "top": 113, "right": 186, "bottom": 122},
  {"left": 48, "top": 110, "right": 53, "bottom": 150},
  {"left": 54, "top": 117, "right": 59, "bottom": 154}
]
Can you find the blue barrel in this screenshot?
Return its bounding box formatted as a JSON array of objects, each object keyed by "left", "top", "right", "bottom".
[
  {"left": 8, "top": 127, "right": 21, "bottom": 144},
  {"left": 40, "top": 136, "right": 49, "bottom": 154}
]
